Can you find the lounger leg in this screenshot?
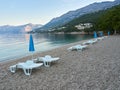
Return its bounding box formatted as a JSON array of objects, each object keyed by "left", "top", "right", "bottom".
[
  {"left": 23, "top": 68, "right": 32, "bottom": 75},
  {"left": 10, "top": 65, "right": 17, "bottom": 73},
  {"left": 44, "top": 61, "right": 50, "bottom": 67},
  {"left": 77, "top": 48, "right": 82, "bottom": 51}
]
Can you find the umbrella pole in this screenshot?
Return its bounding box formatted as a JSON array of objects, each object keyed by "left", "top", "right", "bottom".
[{"left": 32, "top": 52, "right": 34, "bottom": 60}]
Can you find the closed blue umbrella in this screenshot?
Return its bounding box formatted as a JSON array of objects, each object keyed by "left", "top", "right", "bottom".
[
  {"left": 29, "top": 34, "right": 35, "bottom": 59},
  {"left": 108, "top": 31, "right": 110, "bottom": 36},
  {"left": 94, "top": 32, "right": 97, "bottom": 38},
  {"left": 100, "top": 32, "right": 103, "bottom": 37},
  {"left": 29, "top": 34, "right": 35, "bottom": 52}
]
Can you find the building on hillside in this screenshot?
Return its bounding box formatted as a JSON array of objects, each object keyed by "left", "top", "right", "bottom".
[{"left": 75, "top": 23, "right": 93, "bottom": 30}]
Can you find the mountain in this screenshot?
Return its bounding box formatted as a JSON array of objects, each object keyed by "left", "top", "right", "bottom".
[
  {"left": 0, "top": 23, "right": 42, "bottom": 34},
  {"left": 39, "top": 0, "right": 120, "bottom": 31}
]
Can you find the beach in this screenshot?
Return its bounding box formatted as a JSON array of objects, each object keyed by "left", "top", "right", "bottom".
[{"left": 0, "top": 35, "right": 120, "bottom": 90}]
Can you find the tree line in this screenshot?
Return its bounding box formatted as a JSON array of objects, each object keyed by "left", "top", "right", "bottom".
[{"left": 96, "top": 5, "right": 120, "bottom": 34}]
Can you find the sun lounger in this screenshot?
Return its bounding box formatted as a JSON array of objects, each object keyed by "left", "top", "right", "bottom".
[
  {"left": 82, "top": 39, "right": 97, "bottom": 45},
  {"left": 10, "top": 60, "right": 43, "bottom": 75},
  {"left": 67, "top": 44, "right": 88, "bottom": 51},
  {"left": 104, "top": 36, "right": 108, "bottom": 38},
  {"left": 37, "top": 55, "right": 60, "bottom": 67},
  {"left": 97, "top": 37, "right": 104, "bottom": 40}
]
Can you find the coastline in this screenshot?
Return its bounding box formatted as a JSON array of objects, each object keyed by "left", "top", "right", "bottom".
[
  {"left": 1, "top": 35, "right": 120, "bottom": 90},
  {"left": 0, "top": 38, "right": 90, "bottom": 64},
  {"left": 46, "top": 31, "right": 93, "bottom": 35},
  {"left": 0, "top": 33, "right": 93, "bottom": 63}
]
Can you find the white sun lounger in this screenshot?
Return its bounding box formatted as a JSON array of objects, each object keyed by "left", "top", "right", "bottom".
[
  {"left": 37, "top": 55, "right": 60, "bottom": 67},
  {"left": 10, "top": 60, "right": 43, "bottom": 75},
  {"left": 104, "top": 36, "right": 108, "bottom": 38},
  {"left": 67, "top": 44, "right": 88, "bottom": 51},
  {"left": 82, "top": 39, "right": 97, "bottom": 45},
  {"left": 97, "top": 37, "right": 104, "bottom": 40}
]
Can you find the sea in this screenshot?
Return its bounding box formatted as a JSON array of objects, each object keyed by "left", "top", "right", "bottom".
[{"left": 0, "top": 33, "right": 93, "bottom": 62}]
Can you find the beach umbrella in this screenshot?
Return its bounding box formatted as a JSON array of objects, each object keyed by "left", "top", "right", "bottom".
[
  {"left": 108, "top": 31, "right": 110, "bottom": 36},
  {"left": 94, "top": 32, "right": 97, "bottom": 38},
  {"left": 100, "top": 32, "right": 103, "bottom": 37},
  {"left": 29, "top": 34, "right": 35, "bottom": 60}
]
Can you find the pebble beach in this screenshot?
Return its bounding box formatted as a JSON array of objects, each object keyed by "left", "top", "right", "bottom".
[{"left": 0, "top": 35, "right": 120, "bottom": 90}]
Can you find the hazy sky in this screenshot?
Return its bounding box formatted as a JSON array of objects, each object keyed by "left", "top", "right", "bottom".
[{"left": 0, "top": 0, "right": 114, "bottom": 26}]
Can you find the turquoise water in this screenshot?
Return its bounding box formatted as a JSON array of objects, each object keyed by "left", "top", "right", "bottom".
[{"left": 0, "top": 33, "right": 93, "bottom": 62}]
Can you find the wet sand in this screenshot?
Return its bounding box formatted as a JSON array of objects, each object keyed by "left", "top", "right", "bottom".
[{"left": 0, "top": 35, "right": 120, "bottom": 90}]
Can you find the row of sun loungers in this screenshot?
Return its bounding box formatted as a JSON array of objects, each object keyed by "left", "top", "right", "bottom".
[
  {"left": 9, "top": 36, "right": 107, "bottom": 76},
  {"left": 67, "top": 36, "right": 107, "bottom": 51},
  {"left": 67, "top": 39, "right": 97, "bottom": 51}
]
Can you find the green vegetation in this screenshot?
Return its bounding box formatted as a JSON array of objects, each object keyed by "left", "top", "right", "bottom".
[
  {"left": 57, "top": 26, "right": 79, "bottom": 32},
  {"left": 54, "top": 5, "right": 120, "bottom": 34},
  {"left": 65, "top": 11, "right": 105, "bottom": 26},
  {"left": 56, "top": 10, "right": 106, "bottom": 33},
  {"left": 96, "top": 5, "right": 120, "bottom": 34}
]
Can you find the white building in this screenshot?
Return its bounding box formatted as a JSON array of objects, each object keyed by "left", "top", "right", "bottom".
[{"left": 75, "top": 23, "right": 93, "bottom": 30}]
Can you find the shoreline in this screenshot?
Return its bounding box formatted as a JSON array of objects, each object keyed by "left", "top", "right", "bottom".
[
  {"left": 1, "top": 35, "right": 120, "bottom": 90},
  {"left": 0, "top": 38, "right": 90, "bottom": 64},
  {"left": 0, "top": 34, "right": 93, "bottom": 63}
]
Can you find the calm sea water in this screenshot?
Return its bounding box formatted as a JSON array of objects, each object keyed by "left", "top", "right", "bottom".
[{"left": 0, "top": 33, "right": 93, "bottom": 62}]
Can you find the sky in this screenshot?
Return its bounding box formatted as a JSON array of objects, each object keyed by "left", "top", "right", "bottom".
[{"left": 0, "top": 0, "right": 114, "bottom": 26}]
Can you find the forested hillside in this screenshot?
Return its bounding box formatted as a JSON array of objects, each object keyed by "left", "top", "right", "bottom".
[
  {"left": 96, "top": 5, "right": 120, "bottom": 34},
  {"left": 57, "top": 5, "right": 120, "bottom": 34}
]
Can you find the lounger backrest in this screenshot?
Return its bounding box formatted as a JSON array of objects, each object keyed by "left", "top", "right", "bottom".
[
  {"left": 26, "top": 60, "right": 34, "bottom": 65},
  {"left": 38, "top": 57, "right": 43, "bottom": 61},
  {"left": 45, "top": 55, "right": 52, "bottom": 59}
]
